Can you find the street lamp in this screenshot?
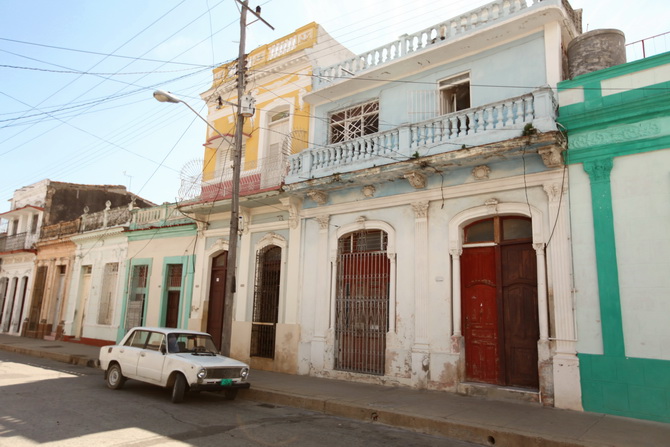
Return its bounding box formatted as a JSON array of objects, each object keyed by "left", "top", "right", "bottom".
[{"left": 153, "top": 88, "right": 243, "bottom": 357}]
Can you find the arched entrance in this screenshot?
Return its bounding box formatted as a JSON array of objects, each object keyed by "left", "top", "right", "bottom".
[
  {"left": 335, "top": 229, "right": 390, "bottom": 375},
  {"left": 207, "top": 252, "right": 227, "bottom": 351},
  {"left": 461, "top": 216, "right": 539, "bottom": 388},
  {"left": 250, "top": 245, "right": 282, "bottom": 358}
]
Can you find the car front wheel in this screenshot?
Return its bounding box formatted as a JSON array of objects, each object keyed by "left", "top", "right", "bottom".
[
  {"left": 171, "top": 373, "right": 187, "bottom": 403},
  {"left": 106, "top": 364, "right": 125, "bottom": 390}
]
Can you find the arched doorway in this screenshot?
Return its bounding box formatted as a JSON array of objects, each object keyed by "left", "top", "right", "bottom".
[
  {"left": 207, "top": 252, "right": 227, "bottom": 351},
  {"left": 461, "top": 216, "right": 539, "bottom": 389},
  {"left": 250, "top": 245, "right": 282, "bottom": 358},
  {"left": 335, "top": 229, "right": 390, "bottom": 375}
]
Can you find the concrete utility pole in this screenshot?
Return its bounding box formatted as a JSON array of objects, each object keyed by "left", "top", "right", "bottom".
[{"left": 221, "top": 0, "right": 273, "bottom": 357}]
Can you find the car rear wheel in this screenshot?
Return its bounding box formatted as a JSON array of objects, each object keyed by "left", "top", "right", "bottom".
[
  {"left": 106, "top": 364, "right": 125, "bottom": 390},
  {"left": 171, "top": 373, "right": 187, "bottom": 403}
]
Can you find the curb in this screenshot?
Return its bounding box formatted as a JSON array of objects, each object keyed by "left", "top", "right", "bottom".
[
  {"left": 0, "top": 344, "right": 99, "bottom": 368},
  {"left": 239, "top": 388, "right": 591, "bottom": 447}
]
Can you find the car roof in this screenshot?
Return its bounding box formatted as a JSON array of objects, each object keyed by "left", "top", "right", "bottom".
[{"left": 128, "top": 327, "right": 211, "bottom": 337}]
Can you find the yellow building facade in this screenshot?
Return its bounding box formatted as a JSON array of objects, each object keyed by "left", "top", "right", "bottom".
[{"left": 186, "top": 23, "right": 352, "bottom": 373}]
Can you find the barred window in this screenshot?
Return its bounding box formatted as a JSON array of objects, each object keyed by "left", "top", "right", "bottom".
[{"left": 329, "top": 100, "right": 379, "bottom": 144}]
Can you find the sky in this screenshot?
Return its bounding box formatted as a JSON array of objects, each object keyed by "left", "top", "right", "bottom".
[{"left": 1, "top": 0, "right": 668, "bottom": 216}]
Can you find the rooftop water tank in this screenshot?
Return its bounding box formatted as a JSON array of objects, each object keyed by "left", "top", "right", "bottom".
[{"left": 567, "top": 29, "right": 626, "bottom": 79}]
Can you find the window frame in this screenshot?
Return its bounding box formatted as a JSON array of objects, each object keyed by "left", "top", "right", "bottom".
[
  {"left": 438, "top": 72, "right": 471, "bottom": 115},
  {"left": 329, "top": 99, "right": 379, "bottom": 144}
]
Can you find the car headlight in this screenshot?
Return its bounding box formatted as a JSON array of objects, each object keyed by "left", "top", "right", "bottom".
[
  {"left": 197, "top": 368, "right": 207, "bottom": 380},
  {"left": 240, "top": 367, "right": 249, "bottom": 380}
]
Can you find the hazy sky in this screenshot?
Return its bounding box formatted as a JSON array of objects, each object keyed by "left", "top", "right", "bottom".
[{"left": 1, "top": 0, "right": 667, "bottom": 214}]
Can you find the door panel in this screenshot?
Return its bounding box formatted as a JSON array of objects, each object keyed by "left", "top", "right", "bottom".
[
  {"left": 207, "top": 253, "right": 227, "bottom": 351},
  {"left": 165, "top": 291, "right": 180, "bottom": 328},
  {"left": 461, "top": 246, "right": 499, "bottom": 384},
  {"left": 501, "top": 243, "right": 539, "bottom": 388}
]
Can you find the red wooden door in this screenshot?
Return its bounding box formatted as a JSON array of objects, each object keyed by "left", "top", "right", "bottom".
[
  {"left": 501, "top": 242, "right": 539, "bottom": 388},
  {"left": 207, "top": 253, "right": 227, "bottom": 351},
  {"left": 461, "top": 246, "right": 499, "bottom": 384}
]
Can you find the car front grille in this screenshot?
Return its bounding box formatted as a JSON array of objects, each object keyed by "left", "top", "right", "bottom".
[{"left": 206, "top": 367, "right": 243, "bottom": 379}]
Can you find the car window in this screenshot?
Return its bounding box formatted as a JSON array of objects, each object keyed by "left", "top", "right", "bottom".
[
  {"left": 125, "top": 330, "right": 149, "bottom": 348},
  {"left": 145, "top": 332, "right": 164, "bottom": 352}
]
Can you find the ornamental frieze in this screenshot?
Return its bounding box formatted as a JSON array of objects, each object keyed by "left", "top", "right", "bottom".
[{"left": 570, "top": 121, "right": 661, "bottom": 149}]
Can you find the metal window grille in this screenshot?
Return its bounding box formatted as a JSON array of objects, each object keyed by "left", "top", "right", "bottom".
[
  {"left": 250, "top": 245, "right": 282, "bottom": 358},
  {"left": 335, "top": 230, "right": 390, "bottom": 375},
  {"left": 167, "top": 264, "right": 183, "bottom": 289},
  {"left": 97, "top": 263, "right": 118, "bottom": 325},
  {"left": 329, "top": 100, "right": 379, "bottom": 144}
]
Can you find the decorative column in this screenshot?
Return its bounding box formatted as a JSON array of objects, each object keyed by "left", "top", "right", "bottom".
[
  {"left": 310, "top": 214, "right": 330, "bottom": 371},
  {"left": 450, "top": 248, "right": 462, "bottom": 338},
  {"left": 543, "top": 181, "right": 582, "bottom": 410},
  {"left": 583, "top": 158, "right": 625, "bottom": 357},
  {"left": 411, "top": 201, "right": 430, "bottom": 387},
  {"left": 279, "top": 197, "right": 302, "bottom": 326}
]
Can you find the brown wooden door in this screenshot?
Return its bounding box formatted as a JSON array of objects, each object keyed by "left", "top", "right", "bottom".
[
  {"left": 165, "top": 291, "right": 180, "bottom": 328},
  {"left": 462, "top": 246, "right": 500, "bottom": 384},
  {"left": 501, "top": 242, "right": 539, "bottom": 388},
  {"left": 207, "top": 253, "right": 227, "bottom": 351},
  {"left": 461, "top": 217, "right": 539, "bottom": 389}
]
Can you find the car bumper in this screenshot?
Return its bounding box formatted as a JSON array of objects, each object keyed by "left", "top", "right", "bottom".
[{"left": 189, "top": 381, "right": 251, "bottom": 392}]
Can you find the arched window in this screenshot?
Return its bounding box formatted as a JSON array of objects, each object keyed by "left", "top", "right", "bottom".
[
  {"left": 335, "top": 229, "right": 389, "bottom": 375},
  {"left": 250, "top": 245, "right": 282, "bottom": 358}
]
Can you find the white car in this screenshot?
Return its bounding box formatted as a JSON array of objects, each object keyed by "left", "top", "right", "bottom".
[{"left": 99, "top": 327, "right": 250, "bottom": 403}]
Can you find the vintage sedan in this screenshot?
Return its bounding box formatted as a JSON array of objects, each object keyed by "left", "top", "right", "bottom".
[{"left": 99, "top": 327, "right": 250, "bottom": 403}]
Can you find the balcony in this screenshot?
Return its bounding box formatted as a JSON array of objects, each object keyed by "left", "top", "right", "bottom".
[
  {"left": 313, "top": 0, "right": 579, "bottom": 91},
  {"left": 130, "top": 203, "right": 194, "bottom": 230},
  {"left": 0, "top": 232, "right": 38, "bottom": 253},
  {"left": 200, "top": 153, "right": 288, "bottom": 203},
  {"left": 287, "top": 88, "right": 556, "bottom": 182}
]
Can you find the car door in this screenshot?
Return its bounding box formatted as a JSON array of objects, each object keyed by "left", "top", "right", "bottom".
[
  {"left": 136, "top": 331, "right": 167, "bottom": 384},
  {"left": 116, "top": 329, "right": 148, "bottom": 378}
]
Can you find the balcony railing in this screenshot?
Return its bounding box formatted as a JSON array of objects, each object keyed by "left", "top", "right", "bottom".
[
  {"left": 0, "top": 232, "right": 38, "bottom": 252},
  {"left": 201, "top": 153, "right": 289, "bottom": 202},
  {"left": 626, "top": 31, "right": 670, "bottom": 61},
  {"left": 40, "top": 219, "right": 81, "bottom": 239},
  {"left": 130, "top": 203, "right": 193, "bottom": 230},
  {"left": 314, "top": 0, "right": 547, "bottom": 89},
  {"left": 287, "top": 88, "right": 556, "bottom": 182}
]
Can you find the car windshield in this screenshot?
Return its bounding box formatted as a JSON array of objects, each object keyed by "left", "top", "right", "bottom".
[{"left": 167, "top": 333, "right": 219, "bottom": 355}]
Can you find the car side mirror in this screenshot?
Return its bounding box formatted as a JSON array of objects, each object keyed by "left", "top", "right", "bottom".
[{"left": 160, "top": 345, "right": 166, "bottom": 355}]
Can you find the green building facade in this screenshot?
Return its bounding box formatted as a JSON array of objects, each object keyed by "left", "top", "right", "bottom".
[{"left": 558, "top": 51, "right": 670, "bottom": 422}]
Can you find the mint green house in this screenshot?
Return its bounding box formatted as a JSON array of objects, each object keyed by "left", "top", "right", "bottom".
[
  {"left": 558, "top": 51, "right": 670, "bottom": 422},
  {"left": 117, "top": 204, "right": 197, "bottom": 341}
]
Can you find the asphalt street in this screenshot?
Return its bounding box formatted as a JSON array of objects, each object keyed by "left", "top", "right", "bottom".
[{"left": 0, "top": 350, "right": 483, "bottom": 447}]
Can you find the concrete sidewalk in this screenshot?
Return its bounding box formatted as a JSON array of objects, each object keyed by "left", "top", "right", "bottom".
[{"left": 0, "top": 334, "right": 667, "bottom": 447}]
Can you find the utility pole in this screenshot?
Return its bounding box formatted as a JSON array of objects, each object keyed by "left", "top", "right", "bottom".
[{"left": 221, "top": 0, "right": 273, "bottom": 357}]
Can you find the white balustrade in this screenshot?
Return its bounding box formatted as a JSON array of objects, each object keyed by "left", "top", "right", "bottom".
[
  {"left": 287, "top": 88, "right": 556, "bottom": 183},
  {"left": 314, "top": 0, "right": 535, "bottom": 89}
]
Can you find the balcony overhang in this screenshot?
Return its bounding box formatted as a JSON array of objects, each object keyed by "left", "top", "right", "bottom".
[
  {"left": 284, "top": 131, "right": 564, "bottom": 196},
  {"left": 0, "top": 205, "right": 43, "bottom": 220},
  {"left": 305, "top": 0, "right": 580, "bottom": 104}
]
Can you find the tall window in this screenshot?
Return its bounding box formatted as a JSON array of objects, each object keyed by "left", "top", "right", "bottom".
[
  {"left": 439, "top": 73, "right": 470, "bottom": 114},
  {"left": 329, "top": 100, "right": 379, "bottom": 144},
  {"left": 125, "top": 265, "right": 148, "bottom": 332},
  {"left": 97, "top": 263, "right": 119, "bottom": 325},
  {"left": 164, "top": 264, "right": 183, "bottom": 328},
  {"left": 335, "top": 230, "right": 390, "bottom": 375},
  {"left": 31, "top": 215, "right": 39, "bottom": 234},
  {"left": 250, "top": 245, "right": 282, "bottom": 358}
]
